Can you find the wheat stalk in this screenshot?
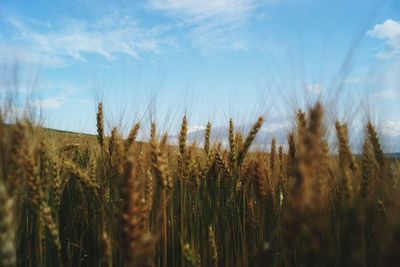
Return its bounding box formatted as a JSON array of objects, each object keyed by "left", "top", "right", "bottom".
[
  {"left": 97, "top": 102, "right": 105, "bottom": 148},
  {"left": 126, "top": 122, "right": 141, "bottom": 150},
  {"left": 204, "top": 122, "right": 211, "bottom": 155},
  {"left": 237, "top": 116, "right": 264, "bottom": 165},
  {"left": 0, "top": 180, "right": 16, "bottom": 267},
  {"left": 208, "top": 225, "right": 218, "bottom": 267}
]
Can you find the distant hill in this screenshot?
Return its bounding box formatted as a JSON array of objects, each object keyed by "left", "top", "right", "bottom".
[{"left": 385, "top": 153, "right": 400, "bottom": 159}]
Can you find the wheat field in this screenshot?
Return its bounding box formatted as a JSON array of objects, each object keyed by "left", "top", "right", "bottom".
[{"left": 0, "top": 101, "right": 399, "bottom": 267}]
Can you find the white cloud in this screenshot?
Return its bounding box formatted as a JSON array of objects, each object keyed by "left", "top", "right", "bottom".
[
  {"left": 31, "top": 97, "right": 63, "bottom": 109},
  {"left": 306, "top": 84, "right": 324, "bottom": 94},
  {"left": 188, "top": 125, "right": 206, "bottom": 133},
  {"left": 3, "top": 14, "right": 176, "bottom": 65},
  {"left": 344, "top": 75, "right": 381, "bottom": 85},
  {"left": 264, "top": 121, "right": 286, "bottom": 133},
  {"left": 367, "top": 19, "right": 400, "bottom": 59},
  {"left": 374, "top": 89, "right": 400, "bottom": 99},
  {"left": 382, "top": 120, "right": 400, "bottom": 137}
]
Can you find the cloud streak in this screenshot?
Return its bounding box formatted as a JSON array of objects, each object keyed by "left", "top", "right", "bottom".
[
  {"left": 148, "top": 0, "right": 258, "bottom": 22},
  {"left": 1, "top": 1, "right": 268, "bottom": 61},
  {"left": 148, "top": 0, "right": 261, "bottom": 52},
  {"left": 2, "top": 14, "right": 177, "bottom": 65}
]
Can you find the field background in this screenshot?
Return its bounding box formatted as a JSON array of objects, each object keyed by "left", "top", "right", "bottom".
[{"left": 1, "top": 102, "right": 400, "bottom": 267}]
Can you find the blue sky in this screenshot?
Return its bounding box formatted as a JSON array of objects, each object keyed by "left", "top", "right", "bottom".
[{"left": 0, "top": 0, "right": 400, "bottom": 150}]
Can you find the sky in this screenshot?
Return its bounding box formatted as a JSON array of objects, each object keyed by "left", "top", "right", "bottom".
[{"left": 0, "top": 0, "right": 400, "bottom": 151}]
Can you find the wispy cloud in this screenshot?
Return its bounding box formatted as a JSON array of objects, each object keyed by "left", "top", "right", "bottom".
[
  {"left": 374, "top": 89, "right": 400, "bottom": 99},
  {"left": 31, "top": 96, "right": 64, "bottom": 109},
  {"left": 188, "top": 21, "right": 250, "bottom": 52},
  {"left": 367, "top": 19, "right": 400, "bottom": 59},
  {"left": 0, "top": 44, "right": 64, "bottom": 67},
  {"left": 306, "top": 84, "right": 324, "bottom": 94},
  {"left": 2, "top": 13, "right": 177, "bottom": 65},
  {"left": 148, "top": 0, "right": 258, "bottom": 22},
  {"left": 2, "top": 1, "right": 269, "bottom": 60},
  {"left": 187, "top": 124, "right": 206, "bottom": 133},
  {"left": 344, "top": 74, "right": 383, "bottom": 85},
  {"left": 148, "top": 0, "right": 262, "bottom": 52},
  {"left": 382, "top": 120, "right": 400, "bottom": 137}
]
